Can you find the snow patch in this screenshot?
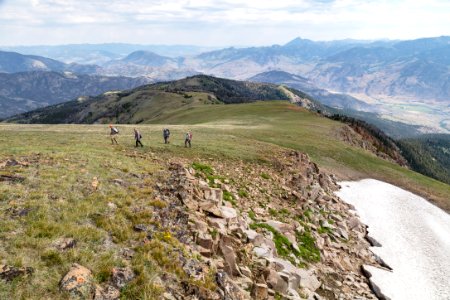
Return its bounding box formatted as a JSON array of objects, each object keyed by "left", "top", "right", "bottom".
[{"left": 335, "top": 179, "right": 450, "bottom": 300}]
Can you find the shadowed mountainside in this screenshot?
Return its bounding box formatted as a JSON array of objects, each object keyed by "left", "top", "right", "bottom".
[{"left": 0, "top": 71, "right": 152, "bottom": 118}]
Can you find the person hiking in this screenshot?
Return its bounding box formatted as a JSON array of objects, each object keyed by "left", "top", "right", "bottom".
[
  {"left": 163, "top": 128, "right": 171, "bottom": 144},
  {"left": 134, "top": 128, "right": 143, "bottom": 147},
  {"left": 184, "top": 131, "right": 192, "bottom": 148},
  {"left": 109, "top": 124, "right": 119, "bottom": 145}
]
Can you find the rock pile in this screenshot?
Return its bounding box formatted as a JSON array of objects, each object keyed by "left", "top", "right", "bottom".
[{"left": 154, "top": 150, "right": 386, "bottom": 299}]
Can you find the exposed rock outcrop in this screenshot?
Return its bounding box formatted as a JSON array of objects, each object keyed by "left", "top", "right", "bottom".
[{"left": 151, "top": 150, "right": 384, "bottom": 299}]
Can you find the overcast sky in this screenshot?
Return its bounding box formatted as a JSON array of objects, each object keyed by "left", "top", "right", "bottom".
[{"left": 0, "top": 0, "right": 449, "bottom": 46}]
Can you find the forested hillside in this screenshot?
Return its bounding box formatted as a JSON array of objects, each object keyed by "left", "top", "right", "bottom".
[{"left": 397, "top": 134, "right": 450, "bottom": 184}]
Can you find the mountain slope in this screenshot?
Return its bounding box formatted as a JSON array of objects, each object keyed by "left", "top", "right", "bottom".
[
  {"left": 249, "top": 70, "right": 372, "bottom": 111},
  {"left": 0, "top": 50, "right": 100, "bottom": 74},
  {"left": 120, "top": 51, "right": 177, "bottom": 67},
  {"left": 7, "top": 75, "right": 325, "bottom": 124},
  {"left": 397, "top": 134, "right": 450, "bottom": 184},
  {"left": 99, "top": 50, "right": 199, "bottom": 79},
  {"left": 0, "top": 71, "right": 151, "bottom": 118},
  {"left": 307, "top": 37, "right": 450, "bottom": 101}
]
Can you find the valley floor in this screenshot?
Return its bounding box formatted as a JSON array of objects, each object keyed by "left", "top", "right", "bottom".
[{"left": 348, "top": 93, "right": 450, "bottom": 134}]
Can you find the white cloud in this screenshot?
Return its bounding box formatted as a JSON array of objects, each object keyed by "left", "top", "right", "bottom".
[{"left": 0, "top": 0, "right": 449, "bottom": 45}]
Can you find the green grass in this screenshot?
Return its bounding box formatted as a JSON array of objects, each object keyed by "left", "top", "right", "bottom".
[
  {"left": 223, "top": 190, "right": 237, "bottom": 206},
  {"left": 143, "top": 101, "right": 450, "bottom": 211},
  {"left": 296, "top": 230, "right": 321, "bottom": 263},
  {"left": 250, "top": 222, "right": 320, "bottom": 266},
  {"left": 0, "top": 100, "right": 449, "bottom": 298}
]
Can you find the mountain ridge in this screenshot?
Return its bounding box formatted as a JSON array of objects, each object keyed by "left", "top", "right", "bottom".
[{"left": 5, "top": 75, "right": 325, "bottom": 124}]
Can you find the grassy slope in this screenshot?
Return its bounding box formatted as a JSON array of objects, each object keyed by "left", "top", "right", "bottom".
[
  {"left": 3, "top": 100, "right": 449, "bottom": 209},
  {"left": 0, "top": 101, "right": 449, "bottom": 298},
  {"left": 148, "top": 101, "right": 449, "bottom": 210}
]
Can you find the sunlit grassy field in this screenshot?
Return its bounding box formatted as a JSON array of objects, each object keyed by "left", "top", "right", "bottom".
[{"left": 0, "top": 101, "right": 448, "bottom": 298}]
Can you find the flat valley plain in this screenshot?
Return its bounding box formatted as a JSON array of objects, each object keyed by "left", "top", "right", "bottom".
[{"left": 348, "top": 93, "right": 450, "bottom": 133}]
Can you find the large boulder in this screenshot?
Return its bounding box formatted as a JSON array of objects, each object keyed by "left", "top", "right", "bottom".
[
  {"left": 202, "top": 187, "right": 223, "bottom": 205},
  {"left": 268, "top": 258, "right": 321, "bottom": 292},
  {"left": 60, "top": 264, "right": 95, "bottom": 299},
  {"left": 220, "top": 244, "right": 241, "bottom": 277},
  {"left": 196, "top": 232, "right": 217, "bottom": 253},
  {"left": 220, "top": 206, "right": 238, "bottom": 220},
  {"left": 199, "top": 201, "right": 223, "bottom": 218},
  {"left": 265, "top": 269, "right": 288, "bottom": 294}
]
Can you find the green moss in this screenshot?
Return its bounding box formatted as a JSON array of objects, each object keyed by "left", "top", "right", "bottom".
[
  {"left": 318, "top": 226, "right": 332, "bottom": 235},
  {"left": 269, "top": 208, "right": 278, "bottom": 217},
  {"left": 192, "top": 162, "right": 213, "bottom": 176},
  {"left": 303, "top": 208, "right": 313, "bottom": 220},
  {"left": 296, "top": 230, "right": 321, "bottom": 263},
  {"left": 250, "top": 223, "right": 299, "bottom": 264},
  {"left": 238, "top": 189, "right": 248, "bottom": 198},
  {"left": 223, "top": 190, "right": 237, "bottom": 206},
  {"left": 209, "top": 228, "right": 218, "bottom": 239},
  {"left": 248, "top": 210, "right": 257, "bottom": 221},
  {"left": 260, "top": 173, "right": 271, "bottom": 180}
]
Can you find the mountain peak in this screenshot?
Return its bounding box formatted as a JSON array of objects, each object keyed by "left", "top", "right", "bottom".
[
  {"left": 121, "top": 50, "right": 174, "bottom": 67},
  {"left": 284, "top": 37, "right": 314, "bottom": 47}
]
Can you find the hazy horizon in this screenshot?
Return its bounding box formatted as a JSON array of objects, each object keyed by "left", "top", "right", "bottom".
[{"left": 1, "top": 0, "right": 449, "bottom": 47}]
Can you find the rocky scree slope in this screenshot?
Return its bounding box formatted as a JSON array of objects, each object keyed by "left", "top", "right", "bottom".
[{"left": 36, "top": 150, "right": 388, "bottom": 300}]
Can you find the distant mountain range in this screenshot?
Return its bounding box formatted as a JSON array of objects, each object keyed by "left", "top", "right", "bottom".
[
  {"left": 187, "top": 36, "right": 450, "bottom": 102},
  {"left": 0, "top": 43, "right": 218, "bottom": 64},
  {"left": 0, "top": 50, "right": 100, "bottom": 74},
  {"left": 0, "top": 71, "right": 151, "bottom": 118},
  {"left": 1, "top": 36, "right": 449, "bottom": 133},
  {"left": 2, "top": 37, "right": 450, "bottom": 102}
]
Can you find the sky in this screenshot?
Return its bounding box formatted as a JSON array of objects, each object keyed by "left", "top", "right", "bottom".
[{"left": 0, "top": 0, "right": 449, "bottom": 46}]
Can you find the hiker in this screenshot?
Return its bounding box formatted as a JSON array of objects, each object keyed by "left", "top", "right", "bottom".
[
  {"left": 163, "top": 128, "right": 171, "bottom": 144},
  {"left": 109, "top": 124, "right": 119, "bottom": 145},
  {"left": 134, "top": 128, "right": 143, "bottom": 147},
  {"left": 184, "top": 131, "right": 192, "bottom": 148}
]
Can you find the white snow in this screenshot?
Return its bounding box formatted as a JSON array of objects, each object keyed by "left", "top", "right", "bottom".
[{"left": 335, "top": 179, "right": 450, "bottom": 300}]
